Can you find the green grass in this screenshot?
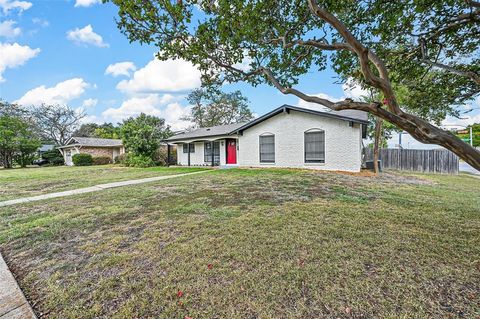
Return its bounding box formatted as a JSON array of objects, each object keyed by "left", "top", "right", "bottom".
[
  {"left": 0, "top": 165, "right": 208, "bottom": 201},
  {"left": 0, "top": 168, "right": 479, "bottom": 318}
]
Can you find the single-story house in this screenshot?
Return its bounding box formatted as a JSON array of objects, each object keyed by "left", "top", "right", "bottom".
[
  {"left": 58, "top": 137, "right": 125, "bottom": 166},
  {"left": 165, "top": 104, "right": 368, "bottom": 172}
]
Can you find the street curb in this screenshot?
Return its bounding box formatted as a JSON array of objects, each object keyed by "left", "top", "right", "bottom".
[{"left": 0, "top": 252, "right": 36, "bottom": 319}]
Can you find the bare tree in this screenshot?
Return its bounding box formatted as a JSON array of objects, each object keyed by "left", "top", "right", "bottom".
[{"left": 31, "top": 104, "right": 85, "bottom": 145}]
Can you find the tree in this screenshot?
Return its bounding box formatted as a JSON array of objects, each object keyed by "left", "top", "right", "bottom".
[
  {"left": 73, "top": 122, "right": 121, "bottom": 139},
  {"left": 73, "top": 123, "right": 100, "bottom": 137},
  {"left": 0, "top": 115, "right": 41, "bottom": 168},
  {"left": 107, "top": 0, "right": 480, "bottom": 169},
  {"left": 455, "top": 123, "right": 480, "bottom": 147},
  {"left": 31, "top": 104, "right": 85, "bottom": 146},
  {"left": 94, "top": 123, "right": 121, "bottom": 139},
  {"left": 183, "top": 88, "right": 254, "bottom": 128},
  {"left": 120, "top": 113, "right": 172, "bottom": 158},
  {"left": 0, "top": 100, "right": 29, "bottom": 118}
]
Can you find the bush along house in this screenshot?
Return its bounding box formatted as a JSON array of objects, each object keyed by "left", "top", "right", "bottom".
[
  {"left": 165, "top": 104, "right": 368, "bottom": 172},
  {"left": 57, "top": 137, "right": 125, "bottom": 166}
]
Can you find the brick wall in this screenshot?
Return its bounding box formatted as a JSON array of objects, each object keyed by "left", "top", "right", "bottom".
[{"left": 80, "top": 147, "right": 116, "bottom": 159}]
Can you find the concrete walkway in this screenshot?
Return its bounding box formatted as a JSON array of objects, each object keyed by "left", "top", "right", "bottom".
[
  {"left": 0, "top": 253, "right": 36, "bottom": 319},
  {"left": 0, "top": 170, "right": 210, "bottom": 207}
]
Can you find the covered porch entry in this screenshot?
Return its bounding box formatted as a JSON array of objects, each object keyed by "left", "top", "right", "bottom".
[{"left": 168, "top": 137, "right": 238, "bottom": 167}]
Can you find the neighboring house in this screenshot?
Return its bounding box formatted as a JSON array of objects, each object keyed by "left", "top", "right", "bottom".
[
  {"left": 57, "top": 137, "right": 125, "bottom": 166},
  {"left": 165, "top": 104, "right": 368, "bottom": 172},
  {"left": 37, "top": 144, "right": 56, "bottom": 157}
]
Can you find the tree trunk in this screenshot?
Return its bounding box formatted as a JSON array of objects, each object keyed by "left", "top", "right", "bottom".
[
  {"left": 368, "top": 106, "right": 480, "bottom": 171},
  {"left": 373, "top": 117, "right": 383, "bottom": 174}
]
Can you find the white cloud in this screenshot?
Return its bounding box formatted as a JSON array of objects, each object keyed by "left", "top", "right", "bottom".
[
  {"left": 80, "top": 114, "right": 103, "bottom": 124},
  {"left": 0, "top": 42, "right": 40, "bottom": 82},
  {"left": 116, "top": 58, "right": 201, "bottom": 94},
  {"left": 66, "top": 25, "right": 108, "bottom": 48},
  {"left": 296, "top": 93, "right": 341, "bottom": 111},
  {"left": 15, "top": 78, "right": 89, "bottom": 106},
  {"left": 442, "top": 97, "right": 480, "bottom": 128},
  {"left": 101, "top": 94, "right": 191, "bottom": 130},
  {"left": 32, "top": 17, "right": 49, "bottom": 27},
  {"left": 296, "top": 78, "right": 370, "bottom": 111},
  {"left": 0, "top": 0, "right": 32, "bottom": 14},
  {"left": 0, "top": 20, "right": 20, "bottom": 37},
  {"left": 342, "top": 79, "right": 370, "bottom": 100},
  {"left": 82, "top": 98, "right": 98, "bottom": 108},
  {"left": 74, "top": 0, "right": 100, "bottom": 7},
  {"left": 232, "top": 51, "right": 253, "bottom": 72},
  {"left": 105, "top": 61, "right": 136, "bottom": 77}
]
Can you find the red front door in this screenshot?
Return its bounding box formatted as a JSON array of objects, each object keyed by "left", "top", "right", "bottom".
[{"left": 226, "top": 139, "right": 237, "bottom": 164}]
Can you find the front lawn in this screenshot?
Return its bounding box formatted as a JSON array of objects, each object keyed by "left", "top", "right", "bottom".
[
  {"left": 0, "top": 168, "right": 479, "bottom": 318},
  {"left": 0, "top": 165, "right": 208, "bottom": 201}
]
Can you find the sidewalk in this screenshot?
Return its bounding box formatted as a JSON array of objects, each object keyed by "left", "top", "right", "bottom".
[{"left": 0, "top": 170, "right": 210, "bottom": 207}]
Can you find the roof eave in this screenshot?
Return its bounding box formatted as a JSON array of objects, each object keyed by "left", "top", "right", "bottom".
[{"left": 234, "top": 104, "right": 368, "bottom": 134}]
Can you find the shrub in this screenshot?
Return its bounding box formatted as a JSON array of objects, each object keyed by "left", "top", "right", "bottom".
[
  {"left": 72, "top": 153, "right": 93, "bottom": 166},
  {"left": 92, "top": 156, "right": 111, "bottom": 165},
  {"left": 114, "top": 153, "right": 126, "bottom": 164},
  {"left": 42, "top": 149, "right": 64, "bottom": 166},
  {"left": 124, "top": 153, "right": 156, "bottom": 167}
]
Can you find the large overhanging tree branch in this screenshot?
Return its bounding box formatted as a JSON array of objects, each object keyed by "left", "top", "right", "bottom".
[{"left": 107, "top": 0, "right": 480, "bottom": 170}]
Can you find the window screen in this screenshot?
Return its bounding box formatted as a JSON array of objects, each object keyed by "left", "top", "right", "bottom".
[
  {"left": 204, "top": 141, "right": 220, "bottom": 164},
  {"left": 259, "top": 135, "right": 275, "bottom": 163},
  {"left": 182, "top": 143, "right": 195, "bottom": 153},
  {"left": 305, "top": 131, "right": 325, "bottom": 163}
]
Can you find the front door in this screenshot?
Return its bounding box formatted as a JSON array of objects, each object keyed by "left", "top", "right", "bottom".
[
  {"left": 226, "top": 139, "right": 237, "bottom": 164},
  {"left": 65, "top": 150, "right": 73, "bottom": 166}
]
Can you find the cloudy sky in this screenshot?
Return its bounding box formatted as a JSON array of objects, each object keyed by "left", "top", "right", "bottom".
[{"left": 1, "top": 0, "right": 479, "bottom": 133}]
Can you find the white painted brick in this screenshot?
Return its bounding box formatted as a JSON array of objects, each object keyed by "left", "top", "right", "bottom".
[{"left": 237, "top": 110, "right": 362, "bottom": 172}]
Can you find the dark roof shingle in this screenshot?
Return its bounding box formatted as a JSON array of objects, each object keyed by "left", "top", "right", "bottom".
[{"left": 69, "top": 137, "right": 123, "bottom": 147}]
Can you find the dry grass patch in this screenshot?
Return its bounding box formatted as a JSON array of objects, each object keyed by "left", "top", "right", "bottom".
[{"left": 0, "top": 169, "right": 478, "bottom": 318}]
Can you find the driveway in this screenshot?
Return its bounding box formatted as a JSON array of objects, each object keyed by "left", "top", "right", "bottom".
[{"left": 459, "top": 162, "right": 480, "bottom": 175}]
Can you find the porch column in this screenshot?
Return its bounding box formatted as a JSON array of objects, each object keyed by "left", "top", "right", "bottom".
[
  {"left": 211, "top": 144, "right": 214, "bottom": 167},
  {"left": 187, "top": 143, "right": 191, "bottom": 166},
  {"left": 167, "top": 144, "right": 171, "bottom": 167}
]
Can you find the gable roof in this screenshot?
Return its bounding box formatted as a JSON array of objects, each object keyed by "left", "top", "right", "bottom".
[
  {"left": 58, "top": 137, "right": 123, "bottom": 148},
  {"left": 165, "top": 122, "right": 246, "bottom": 142},
  {"left": 235, "top": 105, "right": 368, "bottom": 134},
  {"left": 165, "top": 104, "right": 369, "bottom": 142}
]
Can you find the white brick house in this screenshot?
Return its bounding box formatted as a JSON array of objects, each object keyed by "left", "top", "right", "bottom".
[{"left": 165, "top": 105, "right": 368, "bottom": 172}]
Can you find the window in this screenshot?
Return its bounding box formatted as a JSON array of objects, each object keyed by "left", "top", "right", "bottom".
[
  {"left": 182, "top": 143, "right": 195, "bottom": 153},
  {"left": 305, "top": 130, "right": 325, "bottom": 163},
  {"left": 259, "top": 135, "right": 275, "bottom": 163},
  {"left": 204, "top": 141, "right": 220, "bottom": 164}
]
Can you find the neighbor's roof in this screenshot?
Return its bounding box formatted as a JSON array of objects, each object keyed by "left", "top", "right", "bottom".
[
  {"left": 165, "top": 122, "right": 247, "bottom": 142},
  {"left": 58, "top": 137, "right": 123, "bottom": 148},
  {"left": 166, "top": 105, "right": 368, "bottom": 142}
]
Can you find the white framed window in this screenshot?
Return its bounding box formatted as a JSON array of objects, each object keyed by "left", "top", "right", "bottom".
[
  {"left": 304, "top": 130, "right": 325, "bottom": 163},
  {"left": 259, "top": 134, "right": 275, "bottom": 163},
  {"left": 182, "top": 143, "right": 195, "bottom": 153}
]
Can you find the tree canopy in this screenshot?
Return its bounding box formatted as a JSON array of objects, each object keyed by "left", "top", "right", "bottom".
[
  {"left": 120, "top": 113, "right": 172, "bottom": 158},
  {"left": 0, "top": 115, "right": 41, "bottom": 168},
  {"left": 73, "top": 122, "right": 121, "bottom": 139},
  {"left": 183, "top": 88, "right": 254, "bottom": 128},
  {"left": 107, "top": 0, "right": 480, "bottom": 169}
]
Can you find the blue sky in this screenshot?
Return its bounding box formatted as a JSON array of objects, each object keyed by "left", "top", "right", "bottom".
[{"left": 1, "top": 0, "right": 479, "bottom": 136}]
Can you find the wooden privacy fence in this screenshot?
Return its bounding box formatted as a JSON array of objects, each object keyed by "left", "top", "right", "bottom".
[{"left": 364, "top": 148, "right": 459, "bottom": 174}]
